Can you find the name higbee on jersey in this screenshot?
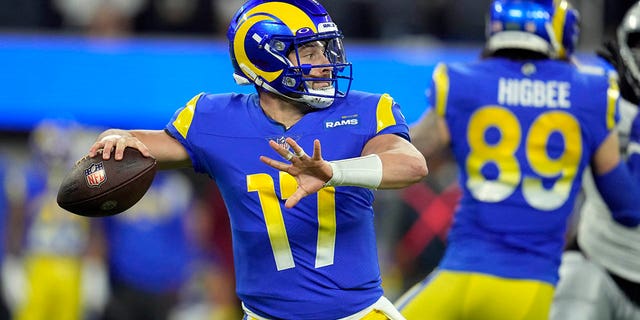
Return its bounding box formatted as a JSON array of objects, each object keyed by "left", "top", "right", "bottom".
[{"left": 498, "top": 77, "right": 571, "bottom": 109}]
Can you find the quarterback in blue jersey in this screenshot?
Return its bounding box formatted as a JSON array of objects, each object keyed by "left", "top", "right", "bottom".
[
  {"left": 85, "top": 0, "right": 427, "bottom": 319},
  {"left": 396, "top": 1, "right": 640, "bottom": 319}
]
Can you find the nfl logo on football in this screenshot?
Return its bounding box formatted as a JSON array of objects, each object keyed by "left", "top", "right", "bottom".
[{"left": 85, "top": 162, "right": 106, "bottom": 187}]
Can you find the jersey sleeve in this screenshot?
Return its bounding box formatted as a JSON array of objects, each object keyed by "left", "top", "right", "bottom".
[
  {"left": 165, "top": 93, "right": 205, "bottom": 173},
  {"left": 373, "top": 93, "right": 410, "bottom": 141},
  {"left": 591, "top": 70, "right": 621, "bottom": 150},
  {"left": 605, "top": 70, "right": 621, "bottom": 131},
  {"left": 562, "top": 66, "right": 620, "bottom": 153},
  {"left": 430, "top": 62, "right": 450, "bottom": 118}
]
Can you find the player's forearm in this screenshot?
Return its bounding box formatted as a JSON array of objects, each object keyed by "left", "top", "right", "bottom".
[
  {"left": 354, "top": 133, "right": 428, "bottom": 189},
  {"left": 92, "top": 129, "right": 191, "bottom": 169},
  {"left": 410, "top": 109, "right": 450, "bottom": 160},
  {"left": 377, "top": 151, "right": 428, "bottom": 189},
  {"left": 323, "top": 152, "right": 427, "bottom": 190},
  {"left": 129, "top": 130, "right": 192, "bottom": 169},
  {"left": 594, "top": 161, "right": 640, "bottom": 227}
]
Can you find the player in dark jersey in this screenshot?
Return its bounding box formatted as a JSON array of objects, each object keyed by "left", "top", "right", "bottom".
[
  {"left": 84, "top": 0, "right": 428, "bottom": 319},
  {"left": 551, "top": 2, "right": 640, "bottom": 319},
  {"left": 396, "top": 1, "right": 640, "bottom": 319}
]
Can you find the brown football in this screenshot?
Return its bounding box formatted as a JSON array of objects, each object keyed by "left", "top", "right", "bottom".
[{"left": 57, "top": 147, "right": 157, "bottom": 217}]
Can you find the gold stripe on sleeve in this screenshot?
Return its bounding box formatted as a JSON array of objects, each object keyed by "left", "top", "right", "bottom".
[
  {"left": 433, "top": 63, "right": 450, "bottom": 117},
  {"left": 376, "top": 93, "right": 397, "bottom": 133},
  {"left": 606, "top": 73, "right": 620, "bottom": 130},
  {"left": 172, "top": 93, "right": 203, "bottom": 139}
]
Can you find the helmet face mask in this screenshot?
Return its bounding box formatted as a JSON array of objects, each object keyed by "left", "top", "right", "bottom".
[
  {"left": 485, "top": 0, "right": 580, "bottom": 59},
  {"left": 618, "top": 2, "right": 640, "bottom": 103},
  {"left": 227, "top": 0, "right": 353, "bottom": 108}
]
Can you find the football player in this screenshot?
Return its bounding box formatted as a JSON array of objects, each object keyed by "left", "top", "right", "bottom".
[
  {"left": 396, "top": 1, "right": 640, "bottom": 319},
  {"left": 551, "top": 2, "right": 640, "bottom": 319},
  {"left": 99, "top": 171, "right": 218, "bottom": 320},
  {"left": 3, "top": 120, "right": 108, "bottom": 320},
  {"left": 84, "top": 0, "right": 428, "bottom": 319}
]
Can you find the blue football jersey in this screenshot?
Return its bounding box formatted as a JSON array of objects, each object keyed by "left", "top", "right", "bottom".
[
  {"left": 103, "top": 172, "right": 195, "bottom": 292},
  {"left": 165, "top": 90, "right": 409, "bottom": 319},
  {"left": 431, "top": 58, "right": 619, "bottom": 285},
  {"left": 21, "top": 166, "right": 90, "bottom": 257}
]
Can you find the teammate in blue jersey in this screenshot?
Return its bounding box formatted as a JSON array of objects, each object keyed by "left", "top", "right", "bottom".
[
  {"left": 83, "top": 0, "right": 428, "bottom": 319},
  {"left": 4, "top": 120, "right": 108, "bottom": 320},
  {"left": 100, "top": 171, "right": 209, "bottom": 320},
  {"left": 396, "top": 1, "right": 640, "bottom": 319}
]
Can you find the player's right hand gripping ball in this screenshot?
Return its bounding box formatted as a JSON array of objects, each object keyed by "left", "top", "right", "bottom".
[{"left": 57, "top": 147, "right": 157, "bottom": 217}]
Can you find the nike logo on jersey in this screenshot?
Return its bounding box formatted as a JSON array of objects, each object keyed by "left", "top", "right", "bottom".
[
  {"left": 325, "top": 114, "right": 359, "bottom": 129},
  {"left": 498, "top": 78, "right": 571, "bottom": 109}
]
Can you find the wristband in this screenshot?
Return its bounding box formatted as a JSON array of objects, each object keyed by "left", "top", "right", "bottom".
[{"left": 324, "top": 154, "right": 383, "bottom": 189}]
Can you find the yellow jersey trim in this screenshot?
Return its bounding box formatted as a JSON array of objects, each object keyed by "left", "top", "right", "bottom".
[
  {"left": 433, "top": 63, "right": 450, "bottom": 117},
  {"left": 173, "top": 93, "right": 203, "bottom": 139},
  {"left": 376, "top": 93, "right": 396, "bottom": 133},
  {"left": 607, "top": 73, "right": 620, "bottom": 130}
]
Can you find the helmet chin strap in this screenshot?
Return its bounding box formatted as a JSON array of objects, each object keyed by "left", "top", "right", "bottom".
[
  {"left": 255, "top": 79, "right": 335, "bottom": 109},
  {"left": 303, "top": 86, "right": 335, "bottom": 108}
]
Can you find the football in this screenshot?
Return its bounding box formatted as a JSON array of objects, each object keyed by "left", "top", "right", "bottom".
[{"left": 57, "top": 147, "right": 158, "bottom": 217}]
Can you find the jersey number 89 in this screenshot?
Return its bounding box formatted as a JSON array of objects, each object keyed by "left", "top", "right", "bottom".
[{"left": 466, "top": 106, "right": 582, "bottom": 211}]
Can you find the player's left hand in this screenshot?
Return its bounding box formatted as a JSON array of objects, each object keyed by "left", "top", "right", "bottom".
[{"left": 260, "top": 138, "right": 332, "bottom": 208}]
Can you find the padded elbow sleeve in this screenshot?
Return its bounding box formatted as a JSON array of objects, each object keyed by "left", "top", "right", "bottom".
[{"left": 594, "top": 162, "right": 640, "bottom": 228}]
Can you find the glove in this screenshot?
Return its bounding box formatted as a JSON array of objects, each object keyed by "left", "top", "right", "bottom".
[
  {"left": 1, "top": 255, "right": 27, "bottom": 312},
  {"left": 81, "top": 258, "right": 109, "bottom": 314}
]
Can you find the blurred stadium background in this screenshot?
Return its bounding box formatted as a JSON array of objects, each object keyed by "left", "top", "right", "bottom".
[{"left": 0, "top": 0, "right": 634, "bottom": 319}]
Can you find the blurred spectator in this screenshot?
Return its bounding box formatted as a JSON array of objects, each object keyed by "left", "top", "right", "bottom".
[
  {"left": 2, "top": 119, "right": 108, "bottom": 320},
  {"left": 51, "top": 0, "right": 146, "bottom": 36},
  {"left": 323, "top": 0, "right": 485, "bottom": 42},
  {"left": 0, "top": 153, "right": 12, "bottom": 320},
  {"left": 438, "top": 0, "right": 490, "bottom": 42},
  {"left": 374, "top": 149, "right": 459, "bottom": 300},
  {"left": 0, "top": 0, "right": 61, "bottom": 30},
  {"left": 135, "top": 0, "right": 218, "bottom": 36},
  {"left": 99, "top": 171, "right": 237, "bottom": 320},
  {"left": 0, "top": 0, "right": 632, "bottom": 48},
  {"left": 169, "top": 179, "right": 240, "bottom": 320},
  {"left": 211, "top": 0, "right": 244, "bottom": 35}
]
